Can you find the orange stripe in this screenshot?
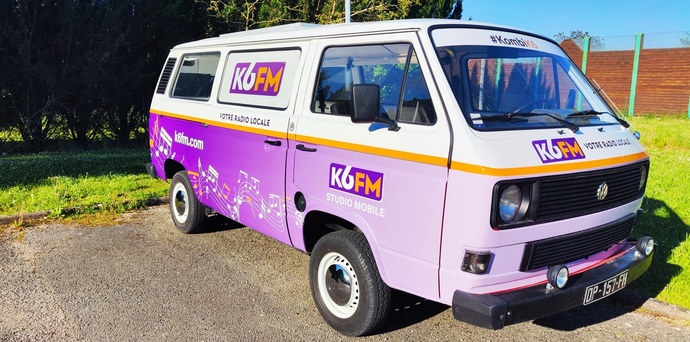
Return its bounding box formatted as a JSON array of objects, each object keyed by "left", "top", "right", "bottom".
[
  {"left": 152, "top": 109, "right": 649, "bottom": 176},
  {"left": 152, "top": 108, "right": 449, "bottom": 166},
  {"left": 294, "top": 134, "right": 449, "bottom": 167},
  {"left": 151, "top": 109, "right": 285, "bottom": 138},
  {"left": 451, "top": 152, "right": 649, "bottom": 177}
]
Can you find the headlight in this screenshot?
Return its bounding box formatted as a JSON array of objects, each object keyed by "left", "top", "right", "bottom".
[
  {"left": 499, "top": 185, "right": 522, "bottom": 222},
  {"left": 492, "top": 181, "right": 533, "bottom": 229}
]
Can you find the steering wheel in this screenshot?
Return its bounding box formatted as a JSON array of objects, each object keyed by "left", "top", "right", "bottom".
[{"left": 511, "top": 99, "right": 553, "bottom": 113}]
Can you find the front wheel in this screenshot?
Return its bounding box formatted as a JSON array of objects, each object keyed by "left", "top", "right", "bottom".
[
  {"left": 309, "top": 230, "right": 391, "bottom": 336},
  {"left": 169, "top": 170, "right": 206, "bottom": 234}
]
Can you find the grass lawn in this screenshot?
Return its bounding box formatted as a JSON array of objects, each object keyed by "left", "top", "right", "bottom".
[
  {"left": 0, "top": 148, "right": 168, "bottom": 219},
  {"left": 626, "top": 115, "right": 690, "bottom": 309},
  {"left": 0, "top": 115, "right": 688, "bottom": 310}
]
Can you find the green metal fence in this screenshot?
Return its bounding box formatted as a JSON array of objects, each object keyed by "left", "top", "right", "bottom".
[{"left": 559, "top": 31, "right": 690, "bottom": 118}]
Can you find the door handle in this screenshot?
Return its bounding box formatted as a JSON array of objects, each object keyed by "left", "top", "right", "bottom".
[
  {"left": 264, "top": 140, "right": 282, "bottom": 146},
  {"left": 296, "top": 144, "right": 317, "bottom": 152}
]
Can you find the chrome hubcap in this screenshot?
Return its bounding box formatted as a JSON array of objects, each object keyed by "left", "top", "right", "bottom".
[
  {"left": 172, "top": 182, "right": 189, "bottom": 223},
  {"left": 326, "top": 264, "right": 352, "bottom": 306}
]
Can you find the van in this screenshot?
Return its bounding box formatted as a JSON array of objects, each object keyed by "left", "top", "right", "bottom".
[{"left": 146, "top": 19, "right": 655, "bottom": 336}]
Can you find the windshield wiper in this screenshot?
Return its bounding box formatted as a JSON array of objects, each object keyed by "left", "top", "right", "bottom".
[
  {"left": 564, "top": 110, "right": 630, "bottom": 128},
  {"left": 474, "top": 112, "right": 579, "bottom": 133}
]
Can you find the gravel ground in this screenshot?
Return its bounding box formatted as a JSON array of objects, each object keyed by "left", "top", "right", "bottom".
[{"left": 1, "top": 206, "right": 689, "bottom": 341}]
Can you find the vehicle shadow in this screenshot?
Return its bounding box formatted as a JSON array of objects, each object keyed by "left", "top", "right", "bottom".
[
  {"left": 630, "top": 197, "right": 687, "bottom": 298},
  {"left": 375, "top": 290, "right": 449, "bottom": 334},
  {"left": 533, "top": 290, "right": 647, "bottom": 331},
  {"left": 196, "top": 214, "right": 245, "bottom": 233}
]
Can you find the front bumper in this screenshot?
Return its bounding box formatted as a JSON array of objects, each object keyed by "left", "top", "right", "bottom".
[{"left": 451, "top": 239, "right": 654, "bottom": 329}]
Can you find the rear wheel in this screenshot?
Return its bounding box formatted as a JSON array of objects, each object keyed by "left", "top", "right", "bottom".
[
  {"left": 169, "top": 171, "right": 206, "bottom": 234},
  {"left": 309, "top": 230, "right": 391, "bottom": 336}
]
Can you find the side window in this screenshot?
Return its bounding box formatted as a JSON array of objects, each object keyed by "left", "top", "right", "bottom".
[
  {"left": 172, "top": 53, "right": 221, "bottom": 100},
  {"left": 312, "top": 43, "right": 436, "bottom": 125},
  {"left": 398, "top": 52, "right": 437, "bottom": 125}
]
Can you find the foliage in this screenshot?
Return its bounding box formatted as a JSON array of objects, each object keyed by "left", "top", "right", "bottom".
[
  {"left": 0, "top": 0, "right": 463, "bottom": 152},
  {"left": 554, "top": 30, "right": 605, "bottom": 49},
  {"left": 199, "top": 0, "right": 462, "bottom": 30},
  {"left": 0, "top": 0, "right": 209, "bottom": 151},
  {"left": 681, "top": 32, "right": 690, "bottom": 46}
]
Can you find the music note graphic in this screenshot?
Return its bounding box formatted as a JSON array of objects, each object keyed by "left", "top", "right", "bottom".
[
  {"left": 259, "top": 202, "right": 266, "bottom": 219},
  {"left": 238, "top": 170, "right": 248, "bottom": 184},
  {"left": 268, "top": 194, "right": 280, "bottom": 216},
  {"left": 207, "top": 165, "right": 219, "bottom": 193},
  {"left": 158, "top": 127, "right": 173, "bottom": 158},
  {"left": 222, "top": 183, "right": 231, "bottom": 199}
]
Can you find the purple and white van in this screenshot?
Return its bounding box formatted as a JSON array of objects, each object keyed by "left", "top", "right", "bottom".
[{"left": 146, "top": 19, "right": 655, "bottom": 336}]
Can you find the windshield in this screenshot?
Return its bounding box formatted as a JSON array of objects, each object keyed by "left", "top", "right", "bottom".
[{"left": 432, "top": 28, "right": 621, "bottom": 131}]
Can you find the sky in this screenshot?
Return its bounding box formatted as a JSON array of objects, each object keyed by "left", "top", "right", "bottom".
[{"left": 462, "top": 0, "right": 690, "bottom": 48}]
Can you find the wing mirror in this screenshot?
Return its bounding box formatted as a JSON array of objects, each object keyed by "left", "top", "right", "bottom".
[{"left": 350, "top": 84, "right": 400, "bottom": 131}]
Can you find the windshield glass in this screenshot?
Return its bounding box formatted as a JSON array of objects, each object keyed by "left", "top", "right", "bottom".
[{"left": 432, "top": 28, "right": 621, "bottom": 131}]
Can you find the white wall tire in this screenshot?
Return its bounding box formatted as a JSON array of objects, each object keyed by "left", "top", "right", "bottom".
[
  {"left": 309, "top": 230, "right": 391, "bottom": 336},
  {"left": 169, "top": 171, "right": 206, "bottom": 234}
]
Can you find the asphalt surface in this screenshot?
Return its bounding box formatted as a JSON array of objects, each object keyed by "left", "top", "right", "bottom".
[{"left": 1, "top": 206, "right": 689, "bottom": 341}]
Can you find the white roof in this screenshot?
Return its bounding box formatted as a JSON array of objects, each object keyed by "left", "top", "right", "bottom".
[{"left": 173, "top": 19, "right": 530, "bottom": 50}]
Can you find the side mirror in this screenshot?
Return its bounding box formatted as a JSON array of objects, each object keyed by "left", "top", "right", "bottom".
[
  {"left": 350, "top": 84, "right": 380, "bottom": 123},
  {"left": 350, "top": 84, "right": 400, "bottom": 131}
]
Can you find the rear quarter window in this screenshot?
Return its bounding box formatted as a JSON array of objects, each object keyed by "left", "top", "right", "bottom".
[{"left": 172, "top": 53, "right": 221, "bottom": 101}]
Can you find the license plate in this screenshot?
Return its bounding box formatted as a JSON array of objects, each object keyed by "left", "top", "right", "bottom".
[{"left": 583, "top": 270, "right": 629, "bottom": 305}]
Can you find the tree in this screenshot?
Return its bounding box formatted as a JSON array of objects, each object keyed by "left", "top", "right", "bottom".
[
  {"left": 0, "top": 0, "right": 465, "bottom": 151},
  {"left": 681, "top": 32, "right": 690, "bottom": 46},
  {"left": 555, "top": 30, "right": 605, "bottom": 50},
  {"left": 203, "top": 0, "right": 463, "bottom": 31},
  {"left": 81, "top": 0, "right": 210, "bottom": 144},
  {"left": 0, "top": 0, "right": 211, "bottom": 150},
  {"left": 0, "top": 0, "right": 67, "bottom": 150},
  {"left": 406, "top": 0, "right": 463, "bottom": 19}
]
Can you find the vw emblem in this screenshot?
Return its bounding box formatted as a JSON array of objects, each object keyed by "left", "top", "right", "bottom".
[{"left": 596, "top": 182, "right": 609, "bottom": 201}]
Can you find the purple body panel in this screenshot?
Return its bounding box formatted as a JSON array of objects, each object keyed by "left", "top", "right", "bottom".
[
  {"left": 150, "top": 113, "right": 291, "bottom": 244},
  {"left": 289, "top": 141, "right": 448, "bottom": 299}
]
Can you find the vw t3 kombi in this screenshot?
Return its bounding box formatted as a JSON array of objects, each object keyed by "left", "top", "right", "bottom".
[{"left": 146, "top": 19, "right": 655, "bottom": 336}]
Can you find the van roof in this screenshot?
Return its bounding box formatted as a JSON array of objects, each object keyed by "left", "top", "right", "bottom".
[{"left": 173, "top": 19, "right": 530, "bottom": 50}]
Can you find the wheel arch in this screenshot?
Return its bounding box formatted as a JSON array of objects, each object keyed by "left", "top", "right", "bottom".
[
  {"left": 164, "top": 159, "right": 185, "bottom": 180},
  {"left": 302, "top": 208, "right": 391, "bottom": 285}
]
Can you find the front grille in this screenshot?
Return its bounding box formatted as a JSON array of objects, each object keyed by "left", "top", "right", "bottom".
[
  {"left": 519, "top": 214, "right": 635, "bottom": 271},
  {"left": 492, "top": 161, "right": 648, "bottom": 229},
  {"left": 536, "top": 162, "right": 647, "bottom": 222}
]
